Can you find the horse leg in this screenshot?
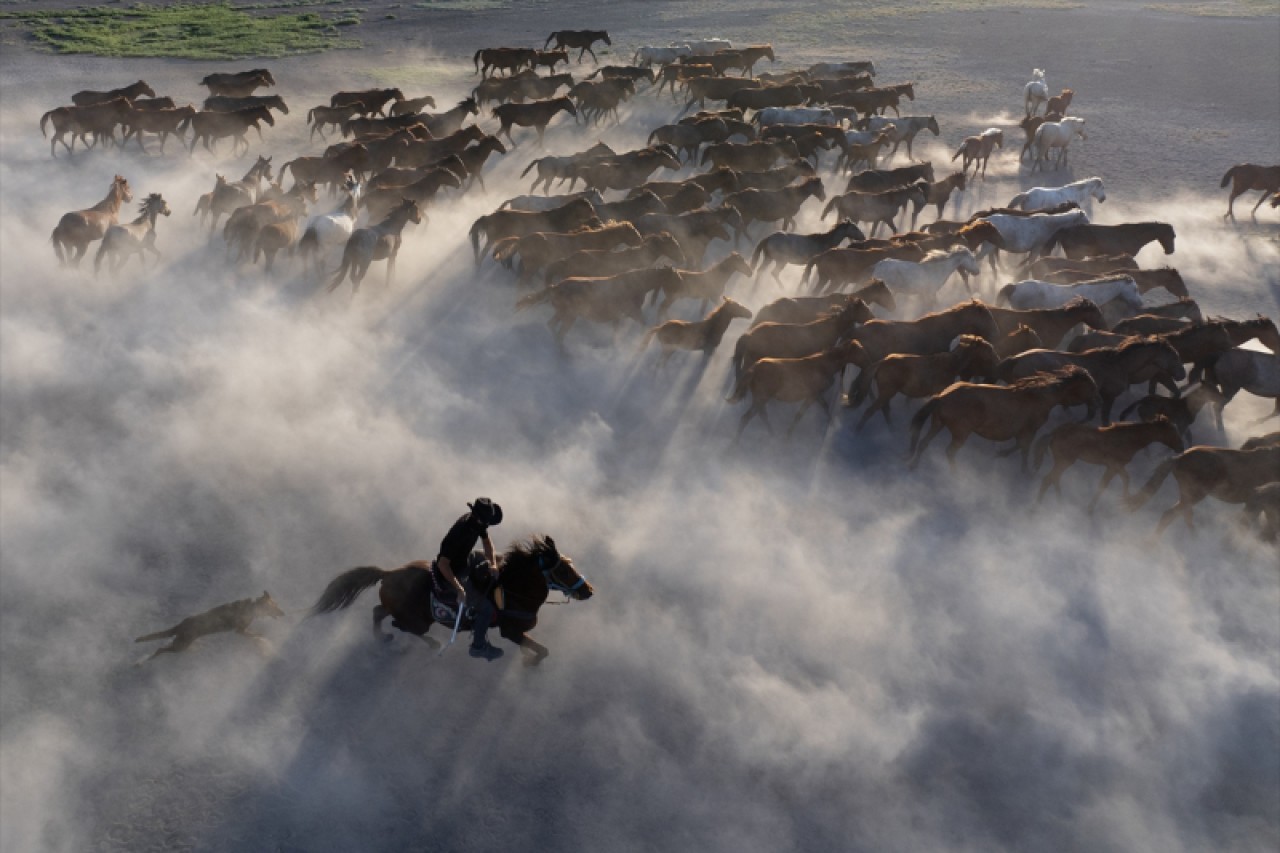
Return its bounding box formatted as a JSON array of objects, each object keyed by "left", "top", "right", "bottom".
[
  {"left": 1224, "top": 185, "right": 1243, "bottom": 220},
  {"left": 732, "top": 403, "right": 761, "bottom": 444},
  {"left": 907, "top": 419, "right": 946, "bottom": 469},
  {"left": 1086, "top": 467, "right": 1121, "bottom": 513},
  {"left": 1036, "top": 458, "right": 1069, "bottom": 503},
  {"left": 944, "top": 431, "right": 970, "bottom": 470},
  {"left": 784, "top": 400, "right": 814, "bottom": 439},
  {"left": 1252, "top": 398, "right": 1280, "bottom": 424},
  {"left": 519, "top": 635, "right": 548, "bottom": 666},
  {"left": 1250, "top": 190, "right": 1271, "bottom": 220}
]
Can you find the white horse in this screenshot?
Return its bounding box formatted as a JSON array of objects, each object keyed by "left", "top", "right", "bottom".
[
  {"left": 633, "top": 45, "right": 691, "bottom": 67},
  {"left": 1209, "top": 349, "right": 1280, "bottom": 424},
  {"left": 687, "top": 38, "right": 733, "bottom": 55},
  {"left": 859, "top": 115, "right": 940, "bottom": 159},
  {"left": 297, "top": 178, "right": 361, "bottom": 276},
  {"left": 870, "top": 246, "right": 981, "bottom": 306},
  {"left": 1024, "top": 68, "right": 1049, "bottom": 116},
  {"left": 979, "top": 208, "right": 1089, "bottom": 268},
  {"left": 1031, "top": 117, "right": 1087, "bottom": 172},
  {"left": 755, "top": 106, "right": 837, "bottom": 127},
  {"left": 998, "top": 276, "right": 1142, "bottom": 311},
  {"left": 1009, "top": 176, "right": 1106, "bottom": 211}
]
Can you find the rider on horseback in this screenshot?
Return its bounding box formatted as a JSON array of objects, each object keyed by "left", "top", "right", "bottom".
[{"left": 435, "top": 497, "right": 504, "bottom": 660}]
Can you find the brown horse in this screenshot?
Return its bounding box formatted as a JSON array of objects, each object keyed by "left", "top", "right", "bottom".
[
  {"left": 642, "top": 297, "right": 753, "bottom": 368},
  {"left": 750, "top": 220, "right": 867, "bottom": 285},
  {"left": 844, "top": 301, "right": 1001, "bottom": 403},
  {"left": 309, "top": 535, "right": 592, "bottom": 665},
  {"left": 914, "top": 172, "right": 966, "bottom": 228},
  {"left": 469, "top": 198, "right": 599, "bottom": 263},
  {"left": 120, "top": 105, "right": 196, "bottom": 154},
  {"left": 908, "top": 366, "right": 1102, "bottom": 471},
  {"left": 361, "top": 167, "right": 462, "bottom": 221},
  {"left": 998, "top": 337, "right": 1187, "bottom": 424},
  {"left": 544, "top": 30, "right": 611, "bottom": 63},
  {"left": 1117, "top": 385, "right": 1227, "bottom": 443},
  {"left": 474, "top": 47, "right": 538, "bottom": 77},
  {"left": 751, "top": 286, "right": 894, "bottom": 329},
  {"left": 822, "top": 183, "right": 929, "bottom": 236},
  {"left": 328, "top": 199, "right": 423, "bottom": 295},
  {"left": 182, "top": 106, "right": 274, "bottom": 155},
  {"left": 655, "top": 253, "right": 755, "bottom": 317},
  {"left": 732, "top": 298, "right": 874, "bottom": 378},
  {"left": 543, "top": 233, "right": 686, "bottom": 285},
  {"left": 729, "top": 342, "right": 865, "bottom": 441},
  {"left": 1127, "top": 446, "right": 1280, "bottom": 533},
  {"left": 94, "top": 193, "right": 170, "bottom": 275},
  {"left": 202, "top": 156, "right": 274, "bottom": 234},
  {"left": 1161, "top": 317, "right": 1280, "bottom": 383},
  {"left": 1043, "top": 221, "right": 1175, "bottom": 260},
  {"left": 855, "top": 335, "right": 1000, "bottom": 430},
  {"left": 995, "top": 324, "right": 1045, "bottom": 358},
  {"left": 201, "top": 69, "right": 274, "bottom": 97},
  {"left": 330, "top": 87, "right": 405, "bottom": 116},
  {"left": 1220, "top": 164, "right": 1280, "bottom": 221},
  {"left": 51, "top": 175, "right": 132, "bottom": 266},
  {"left": 984, "top": 297, "right": 1107, "bottom": 349},
  {"left": 40, "top": 97, "right": 133, "bottom": 156},
  {"left": 516, "top": 268, "right": 678, "bottom": 346},
  {"left": 803, "top": 242, "right": 926, "bottom": 293},
  {"left": 1032, "top": 417, "right": 1184, "bottom": 509},
  {"left": 72, "top": 79, "right": 154, "bottom": 107},
  {"left": 724, "top": 177, "right": 826, "bottom": 237},
  {"left": 493, "top": 222, "right": 644, "bottom": 284},
  {"left": 951, "top": 129, "right": 1003, "bottom": 179},
  {"left": 493, "top": 97, "right": 578, "bottom": 146}
]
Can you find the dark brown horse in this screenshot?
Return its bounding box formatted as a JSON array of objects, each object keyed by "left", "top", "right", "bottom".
[
  {"left": 1128, "top": 446, "right": 1280, "bottom": 534},
  {"left": 1043, "top": 222, "right": 1175, "bottom": 260},
  {"left": 1032, "top": 417, "right": 1184, "bottom": 509},
  {"left": 544, "top": 30, "right": 611, "bottom": 63},
  {"left": 201, "top": 69, "right": 274, "bottom": 98},
  {"left": 493, "top": 97, "right": 577, "bottom": 146},
  {"left": 1220, "top": 164, "right": 1280, "bottom": 221},
  {"left": 309, "top": 535, "right": 592, "bottom": 666},
  {"left": 72, "top": 79, "right": 155, "bottom": 107},
  {"left": 182, "top": 106, "right": 274, "bottom": 155}
]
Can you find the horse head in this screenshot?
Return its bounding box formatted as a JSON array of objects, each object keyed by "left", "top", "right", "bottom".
[
  {"left": 1156, "top": 223, "right": 1176, "bottom": 254},
  {"left": 257, "top": 591, "right": 286, "bottom": 619},
  {"left": 721, "top": 297, "right": 753, "bottom": 321},
  {"left": 112, "top": 175, "right": 133, "bottom": 203},
  {"left": 927, "top": 115, "right": 940, "bottom": 135}
]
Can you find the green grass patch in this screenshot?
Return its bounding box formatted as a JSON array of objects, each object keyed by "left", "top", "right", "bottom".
[
  {"left": 416, "top": 0, "right": 511, "bottom": 10},
  {"left": 1144, "top": 0, "right": 1278, "bottom": 15},
  {"left": 0, "top": 2, "right": 363, "bottom": 59}
]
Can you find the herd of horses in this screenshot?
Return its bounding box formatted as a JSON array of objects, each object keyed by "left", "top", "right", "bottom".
[{"left": 36, "top": 28, "right": 1280, "bottom": 660}]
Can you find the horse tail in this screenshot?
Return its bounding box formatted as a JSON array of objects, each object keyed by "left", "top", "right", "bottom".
[
  {"left": 50, "top": 227, "right": 65, "bottom": 263},
  {"left": 1219, "top": 166, "right": 1239, "bottom": 188},
  {"left": 908, "top": 396, "right": 941, "bottom": 456},
  {"left": 750, "top": 237, "right": 769, "bottom": 270},
  {"left": 950, "top": 142, "right": 964, "bottom": 162},
  {"left": 515, "top": 288, "right": 553, "bottom": 312},
  {"left": 326, "top": 247, "right": 352, "bottom": 292},
  {"left": 1008, "top": 191, "right": 1028, "bottom": 210},
  {"left": 309, "top": 566, "right": 388, "bottom": 616},
  {"left": 1040, "top": 230, "right": 1063, "bottom": 257},
  {"left": 298, "top": 226, "right": 318, "bottom": 255},
  {"left": 996, "top": 283, "right": 1017, "bottom": 306},
  {"left": 639, "top": 325, "right": 660, "bottom": 354},
  {"left": 519, "top": 157, "right": 543, "bottom": 179},
  {"left": 1126, "top": 455, "right": 1177, "bottom": 512},
  {"left": 473, "top": 48, "right": 483, "bottom": 73},
  {"left": 135, "top": 626, "right": 178, "bottom": 643},
  {"left": 468, "top": 217, "right": 488, "bottom": 261},
  {"left": 725, "top": 364, "right": 754, "bottom": 403},
  {"left": 801, "top": 257, "right": 818, "bottom": 288},
  {"left": 306, "top": 107, "right": 316, "bottom": 126},
  {"left": 39, "top": 109, "right": 54, "bottom": 137}
]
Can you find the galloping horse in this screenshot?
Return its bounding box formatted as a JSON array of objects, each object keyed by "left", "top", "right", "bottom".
[
  {"left": 1024, "top": 69, "right": 1049, "bottom": 116},
  {"left": 94, "top": 192, "right": 170, "bottom": 275},
  {"left": 1128, "top": 446, "right": 1280, "bottom": 534},
  {"left": 544, "top": 30, "right": 611, "bottom": 63},
  {"left": 309, "top": 535, "right": 593, "bottom": 665},
  {"left": 50, "top": 175, "right": 132, "bottom": 266},
  {"left": 1220, "top": 164, "right": 1280, "bottom": 221},
  {"left": 328, "top": 198, "right": 422, "bottom": 295}
]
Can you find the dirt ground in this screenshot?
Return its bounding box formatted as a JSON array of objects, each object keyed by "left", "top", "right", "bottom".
[{"left": 2, "top": 2, "right": 1279, "bottom": 852}]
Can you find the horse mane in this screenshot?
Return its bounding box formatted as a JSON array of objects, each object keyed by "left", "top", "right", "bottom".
[{"left": 1009, "top": 364, "right": 1088, "bottom": 390}]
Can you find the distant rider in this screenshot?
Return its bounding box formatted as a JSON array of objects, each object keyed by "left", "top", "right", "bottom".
[{"left": 435, "top": 497, "right": 504, "bottom": 660}]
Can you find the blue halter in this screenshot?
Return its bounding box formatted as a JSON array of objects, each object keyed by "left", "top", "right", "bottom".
[{"left": 537, "top": 553, "right": 585, "bottom": 595}]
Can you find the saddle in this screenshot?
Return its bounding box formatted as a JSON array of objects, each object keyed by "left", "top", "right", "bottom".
[{"left": 426, "top": 553, "right": 495, "bottom": 629}]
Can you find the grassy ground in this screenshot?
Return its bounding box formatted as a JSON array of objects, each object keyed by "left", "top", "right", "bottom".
[{"left": 0, "top": 2, "right": 363, "bottom": 59}]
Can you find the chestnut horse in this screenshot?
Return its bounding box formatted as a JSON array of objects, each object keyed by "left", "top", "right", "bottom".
[
  {"left": 907, "top": 366, "right": 1101, "bottom": 471},
  {"left": 51, "top": 175, "right": 132, "bottom": 266},
  {"left": 1220, "top": 164, "right": 1280, "bottom": 221},
  {"left": 544, "top": 30, "right": 611, "bottom": 63},
  {"left": 309, "top": 535, "right": 592, "bottom": 665},
  {"left": 1032, "top": 417, "right": 1184, "bottom": 509},
  {"left": 642, "top": 297, "right": 753, "bottom": 367},
  {"left": 1127, "top": 446, "right": 1280, "bottom": 534}
]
